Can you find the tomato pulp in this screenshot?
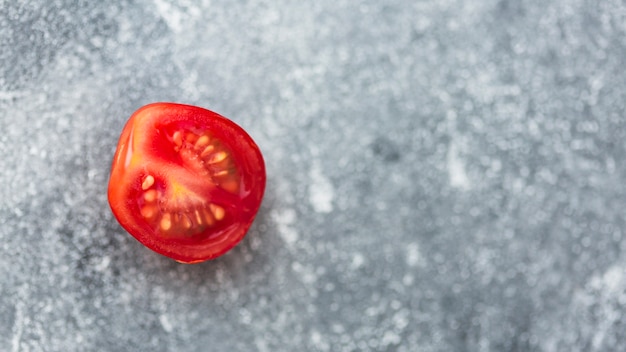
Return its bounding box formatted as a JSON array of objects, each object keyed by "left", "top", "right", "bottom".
[{"left": 107, "top": 103, "right": 266, "bottom": 263}]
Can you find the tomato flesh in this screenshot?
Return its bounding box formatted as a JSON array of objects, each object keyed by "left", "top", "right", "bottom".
[{"left": 108, "top": 103, "right": 266, "bottom": 263}]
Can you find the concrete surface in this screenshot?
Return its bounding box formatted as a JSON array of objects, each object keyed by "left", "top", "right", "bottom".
[{"left": 1, "top": 0, "right": 626, "bottom": 351}]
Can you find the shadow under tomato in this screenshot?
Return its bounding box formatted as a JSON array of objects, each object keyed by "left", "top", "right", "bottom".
[{"left": 134, "top": 192, "right": 280, "bottom": 297}]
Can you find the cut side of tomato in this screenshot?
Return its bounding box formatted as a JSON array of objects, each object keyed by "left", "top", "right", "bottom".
[{"left": 108, "top": 103, "right": 266, "bottom": 263}]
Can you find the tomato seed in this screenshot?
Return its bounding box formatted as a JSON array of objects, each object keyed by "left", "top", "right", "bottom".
[
  {"left": 181, "top": 214, "right": 193, "bottom": 229},
  {"left": 140, "top": 205, "right": 156, "bottom": 219},
  {"left": 142, "top": 175, "right": 155, "bottom": 190},
  {"left": 194, "top": 135, "right": 210, "bottom": 149},
  {"left": 194, "top": 209, "right": 203, "bottom": 225},
  {"left": 208, "top": 151, "right": 228, "bottom": 164},
  {"left": 185, "top": 132, "right": 198, "bottom": 144},
  {"left": 210, "top": 204, "right": 225, "bottom": 221},
  {"left": 172, "top": 131, "right": 183, "bottom": 146},
  {"left": 160, "top": 213, "right": 172, "bottom": 231},
  {"left": 200, "top": 145, "right": 215, "bottom": 158},
  {"left": 144, "top": 189, "right": 158, "bottom": 202}
]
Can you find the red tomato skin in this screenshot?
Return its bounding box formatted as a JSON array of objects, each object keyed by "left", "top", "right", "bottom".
[{"left": 108, "top": 103, "right": 266, "bottom": 263}]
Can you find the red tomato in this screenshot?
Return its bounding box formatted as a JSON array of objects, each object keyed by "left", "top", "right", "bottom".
[{"left": 108, "top": 103, "right": 266, "bottom": 263}]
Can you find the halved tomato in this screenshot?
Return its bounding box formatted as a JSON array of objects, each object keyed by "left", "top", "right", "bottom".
[{"left": 107, "top": 103, "right": 266, "bottom": 263}]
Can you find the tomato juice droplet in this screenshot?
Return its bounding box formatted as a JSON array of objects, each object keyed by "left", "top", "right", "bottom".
[{"left": 107, "top": 103, "right": 266, "bottom": 263}]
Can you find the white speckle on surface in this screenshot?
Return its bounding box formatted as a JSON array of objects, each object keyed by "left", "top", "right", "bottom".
[
  {"left": 447, "top": 141, "right": 471, "bottom": 190},
  {"left": 591, "top": 265, "right": 624, "bottom": 294},
  {"left": 350, "top": 253, "right": 365, "bottom": 270},
  {"left": 11, "top": 285, "right": 28, "bottom": 352},
  {"left": 239, "top": 308, "right": 252, "bottom": 325},
  {"left": 159, "top": 314, "right": 173, "bottom": 333},
  {"left": 310, "top": 329, "right": 330, "bottom": 351},
  {"left": 254, "top": 337, "right": 270, "bottom": 352},
  {"left": 271, "top": 208, "right": 299, "bottom": 246},
  {"left": 308, "top": 161, "right": 334, "bottom": 213},
  {"left": 568, "top": 263, "right": 626, "bottom": 351},
  {"left": 94, "top": 255, "right": 110, "bottom": 272},
  {"left": 153, "top": 0, "right": 182, "bottom": 32},
  {"left": 392, "top": 309, "right": 410, "bottom": 330},
  {"left": 0, "top": 91, "right": 26, "bottom": 100},
  {"left": 402, "top": 273, "right": 414, "bottom": 286},
  {"left": 405, "top": 242, "right": 422, "bottom": 267},
  {"left": 446, "top": 109, "right": 471, "bottom": 190},
  {"left": 381, "top": 330, "right": 401, "bottom": 347},
  {"left": 152, "top": 0, "right": 199, "bottom": 33},
  {"left": 292, "top": 261, "right": 318, "bottom": 285}
]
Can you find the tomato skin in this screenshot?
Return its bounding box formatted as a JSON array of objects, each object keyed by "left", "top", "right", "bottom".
[{"left": 108, "top": 103, "right": 266, "bottom": 263}]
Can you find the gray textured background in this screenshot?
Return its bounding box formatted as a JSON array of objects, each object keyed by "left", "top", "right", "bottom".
[{"left": 1, "top": 0, "right": 626, "bottom": 351}]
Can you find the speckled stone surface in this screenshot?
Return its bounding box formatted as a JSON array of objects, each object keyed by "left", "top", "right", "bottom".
[{"left": 1, "top": 0, "right": 626, "bottom": 351}]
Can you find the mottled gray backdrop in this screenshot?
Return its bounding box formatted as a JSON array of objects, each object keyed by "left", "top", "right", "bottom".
[{"left": 1, "top": 0, "right": 625, "bottom": 351}]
